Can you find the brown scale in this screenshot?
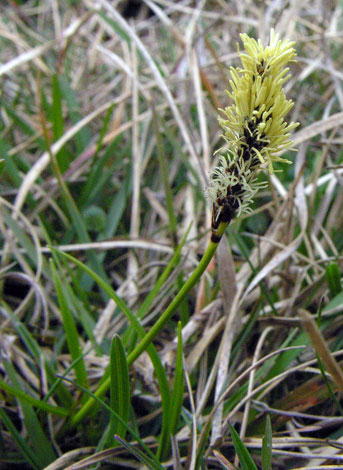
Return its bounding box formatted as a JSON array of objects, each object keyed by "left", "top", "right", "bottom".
[
  {"left": 212, "top": 176, "right": 243, "bottom": 231},
  {"left": 252, "top": 59, "right": 266, "bottom": 84},
  {"left": 239, "top": 115, "right": 270, "bottom": 166},
  {"left": 211, "top": 109, "right": 270, "bottom": 232},
  {"left": 256, "top": 59, "right": 265, "bottom": 76}
]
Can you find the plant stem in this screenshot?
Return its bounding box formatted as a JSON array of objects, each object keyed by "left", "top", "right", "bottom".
[
  {"left": 126, "top": 225, "right": 226, "bottom": 365},
  {"left": 70, "top": 221, "right": 228, "bottom": 427}
]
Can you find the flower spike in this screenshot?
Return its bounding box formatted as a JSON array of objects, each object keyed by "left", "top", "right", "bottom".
[{"left": 206, "top": 29, "right": 298, "bottom": 237}]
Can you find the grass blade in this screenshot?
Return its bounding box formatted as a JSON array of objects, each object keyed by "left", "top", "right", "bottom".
[
  {"left": 50, "top": 259, "right": 89, "bottom": 390},
  {"left": 60, "top": 375, "right": 160, "bottom": 465},
  {"left": 1, "top": 360, "right": 56, "bottom": 467},
  {"left": 300, "top": 309, "right": 343, "bottom": 390},
  {"left": 261, "top": 415, "right": 272, "bottom": 470},
  {"left": 158, "top": 321, "right": 184, "bottom": 460},
  {"left": 78, "top": 104, "right": 115, "bottom": 207},
  {"left": 0, "top": 379, "right": 68, "bottom": 417},
  {"left": 51, "top": 74, "right": 70, "bottom": 173},
  {"left": 0, "top": 158, "right": 5, "bottom": 176},
  {"left": 228, "top": 423, "right": 258, "bottom": 470},
  {"left": 3, "top": 305, "right": 73, "bottom": 406},
  {"left": 110, "top": 334, "right": 130, "bottom": 441},
  {"left": 57, "top": 75, "right": 91, "bottom": 152},
  {"left": 0, "top": 139, "right": 22, "bottom": 186},
  {"left": 325, "top": 262, "right": 342, "bottom": 299},
  {"left": 114, "top": 436, "right": 164, "bottom": 470},
  {"left": 169, "top": 322, "right": 184, "bottom": 434},
  {"left": 0, "top": 407, "right": 41, "bottom": 470}
]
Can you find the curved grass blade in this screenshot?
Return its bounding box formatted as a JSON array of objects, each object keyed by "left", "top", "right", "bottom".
[
  {"left": 1, "top": 208, "right": 43, "bottom": 272},
  {"left": 43, "top": 222, "right": 102, "bottom": 356},
  {"left": 0, "top": 379, "right": 68, "bottom": 417},
  {"left": 301, "top": 309, "right": 343, "bottom": 390},
  {"left": 213, "top": 449, "right": 237, "bottom": 470},
  {"left": 114, "top": 436, "right": 164, "bottom": 470}
]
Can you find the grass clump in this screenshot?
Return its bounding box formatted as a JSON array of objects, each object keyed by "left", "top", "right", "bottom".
[{"left": 1, "top": 1, "right": 343, "bottom": 469}]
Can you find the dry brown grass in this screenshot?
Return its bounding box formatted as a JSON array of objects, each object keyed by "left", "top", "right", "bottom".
[{"left": 1, "top": 1, "right": 343, "bottom": 469}]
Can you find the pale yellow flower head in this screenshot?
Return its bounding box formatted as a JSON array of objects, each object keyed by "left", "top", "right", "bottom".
[
  {"left": 220, "top": 29, "right": 298, "bottom": 173},
  {"left": 207, "top": 29, "right": 298, "bottom": 229}
]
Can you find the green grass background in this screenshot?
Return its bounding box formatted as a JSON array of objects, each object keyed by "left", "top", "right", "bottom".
[{"left": 1, "top": 1, "right": 343, "bottom": 469}]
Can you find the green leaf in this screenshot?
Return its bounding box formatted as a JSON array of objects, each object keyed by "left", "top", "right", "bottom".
[
  {"left": 58, "top": 75, "right": 91, "bottom": 152},
  {"left": 0, "top": 139, "right": 21, "bottom": 187},
  {"left": 83, "top": 205, "right": 107, "bottom": 232},
  {"left": 97, "top": 11, "right": 131, "bottom": 44},
  {"left": 110, "top": 335, "right": 130, "bottom": 441},
  {"left": 136, "top": 224, "right": 191, "bottom": 321},
  {"left": 2, "top": 305, "right": 73, "bottom": 407},
  {"left": 52, "top": 75, "right": 64, "bottom": 141},
  {"left": 0, "top": 407, "right": 41, "bottom": 470},
  {"left": 158, "top": 322, "right": 184, "bottom": 460},
  {"left": 78, "top": 105, "right": 116, "bottom": 208},
  {"left": 1, "top": 208, "right": 42, "bottom": 270},
  {"left": 123, "top": 221, "right": 192, "bottom": 352},
  {"left": 323, "top": 290, "right": 343, "bottom": 312},
  {"left": 4, "top": 105, "right": 45, "bottom": 148},
  {"left": 152, "top": 104, "right": 177, "bottom": 245},
  {"left": 59, "top": 375, "right": 160, "bottom": 466},
  {"left": 325, "top": 262, "right": 342, "bottom": 299},
  {"left": 50, "top": 259, "right": 89, "bottom": 391},
  {"left": 228, "top": 423, "right": 258, "bottom": 470},
  {"left": 43, "top": 222, "right": 101, "bottom": 355},
  {"left": 261, "top": 415, "right": 272, "bottom": 470},
  {"left": 105, "top": 171, "right": 131, "bottom": 237},
  {"left": 0, "top": 158, "right": 5, "bottom": 176},
  {"left": 51, "top": 74, "right": 70, "bottom": 172},
  {"left": 1, "top": 361, "right": 57, "bottom": 467},
  {"left": 169, "top": 322, "right": 184, "bottom": 435},
  {"left": 0, "top": 379, "right": 68, "bottom": 417}
]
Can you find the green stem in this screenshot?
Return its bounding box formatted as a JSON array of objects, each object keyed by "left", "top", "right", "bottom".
[
  {"left": 70, "top": 222, "right": 228, "bottom": 427},
  {"left": 126, "top": 233, "right": 224, "bottom": 365}
]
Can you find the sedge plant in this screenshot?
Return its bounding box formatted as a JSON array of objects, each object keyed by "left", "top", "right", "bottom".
[{"left": 65, "top": 29, "right": 298, "bottom": 430}]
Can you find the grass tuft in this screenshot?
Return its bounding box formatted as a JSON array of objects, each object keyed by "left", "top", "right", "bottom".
[{"left": 1, "top": 1, "right": 343, "bottom": 469}]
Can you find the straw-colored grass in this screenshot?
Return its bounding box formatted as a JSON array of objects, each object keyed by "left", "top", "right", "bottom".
[{"left": 1, "top": 1, "right": 343, "bottom": 469}]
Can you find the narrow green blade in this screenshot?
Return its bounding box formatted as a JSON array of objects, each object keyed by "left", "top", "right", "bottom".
[
  {"left": 261, "top": 415, "right": 272, "bottom": 470},
  {"left": 229, "top": 423, "right": 258, "bottom": 470},
  {"left": 110, "top": 335, "right": 130, "bottom": 441}
]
